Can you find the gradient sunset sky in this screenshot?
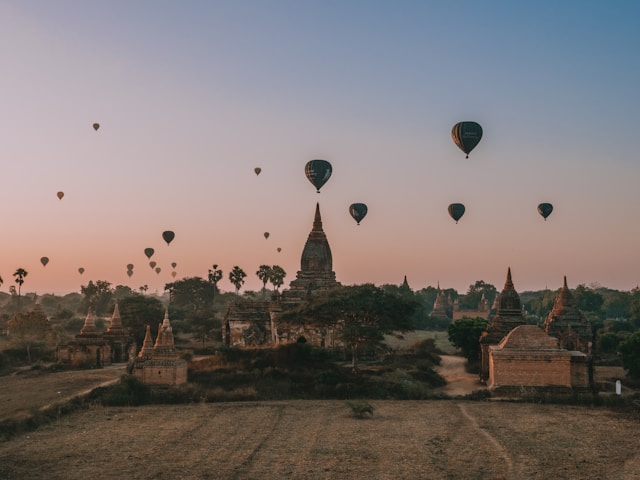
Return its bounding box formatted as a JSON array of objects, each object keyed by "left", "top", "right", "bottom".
[{"left": 2, "top": 1, "right": 639, "bottom": 295}]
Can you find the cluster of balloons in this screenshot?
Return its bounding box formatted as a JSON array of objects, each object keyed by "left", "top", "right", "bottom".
[{"left": 126, "top": 263, "right": 134, "bottom": 278}]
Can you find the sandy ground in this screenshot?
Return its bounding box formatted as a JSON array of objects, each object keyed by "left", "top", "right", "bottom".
[{"left": 434, "top": 354, "right": 484, "bottom": 396}]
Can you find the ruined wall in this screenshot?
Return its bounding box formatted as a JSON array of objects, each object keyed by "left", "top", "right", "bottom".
[
  {"left": 488, "top": 351, "right": 573, "bottom": 389},
  {"left": 134, "top": 360, "right": 187, "bottom": 386}
]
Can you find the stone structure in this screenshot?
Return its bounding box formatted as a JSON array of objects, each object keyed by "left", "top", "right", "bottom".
[
  {"left": 223, "top": 203, "right": 341, "bottom": 347},
  {"left": 134, "top": 309, "right": 187, "bottom": 386},
  {"left": 488, "top": 325, "right": 590, "bottom": 394},
  {"left": 430, "top": 284, "right": 453, "bottom": 321},
  {"left": 56, "top": 308, "right": 112, "bottom": 367},
  {"left": 102, "top": 304, "right": 136, "bottom": 363},
  {"left": 452, "top": 293, "right": 490, "bottom": 321},
  {"left": 479, "top": 268, "right": 526, "bottom": 383},
  {"left": 544, "top": 276, "right": 592, "bottom": 354}
]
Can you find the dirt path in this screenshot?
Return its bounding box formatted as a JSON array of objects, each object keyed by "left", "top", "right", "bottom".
[{"left": 435, "top": 354, "right": 485, "bottom": 396}]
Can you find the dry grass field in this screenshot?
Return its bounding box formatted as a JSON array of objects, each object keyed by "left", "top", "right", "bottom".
[{"left": 0, "top": 400, "right": 639, "bottom": 480}]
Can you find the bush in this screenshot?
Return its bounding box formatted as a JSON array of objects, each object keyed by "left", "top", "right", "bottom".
[{"left": 345, "top": 400, "right": 374, "bottom": 418}]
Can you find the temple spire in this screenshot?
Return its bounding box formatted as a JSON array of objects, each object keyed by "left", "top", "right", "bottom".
[
  {"left": 312, "top": 202, "right": 323, "bottom": 232},
  {"left": 80, "top": 308, "right": 98, "bottom": 335},
  {"left": 504, "top": 267, "right": 514, "bottom": 290}
]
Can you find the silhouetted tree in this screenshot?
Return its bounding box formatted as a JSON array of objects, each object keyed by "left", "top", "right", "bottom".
[
  {"left": 229, "top": 266, "right": 247, "bottom": 297},
  {"left": 80, "top": 280, "right": 113, "bottom": 316},
  {"left": 7, "top": 309, "right": 51, "bottom": 362},
  {"left": 12, "top": 268, "right": 28, "bottom": 311},
  {"left": 448, "top": 316, "right": 488, "bottom": 363},
  {"left": 269, "top": 265, "right": 286, "bottom": 292},
  {"left": 256, "top": 265, "right": 272, "bottom": 297},
  {"left": 619, "top": 331, "right": 640, "bottom": 379}
]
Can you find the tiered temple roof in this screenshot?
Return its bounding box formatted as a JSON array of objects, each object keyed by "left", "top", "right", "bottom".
[{"left": 544, "top": 276, "right": 592, "bottom": 353}]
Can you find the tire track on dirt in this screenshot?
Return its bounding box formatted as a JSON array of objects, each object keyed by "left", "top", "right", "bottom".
[{"left": 457, "top": 403, "right": 514, "bottom": 477}]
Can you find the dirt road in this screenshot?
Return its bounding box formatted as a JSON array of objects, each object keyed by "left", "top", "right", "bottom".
[{"left": 435, "top": 354, "right": 484, "bottom": 396}]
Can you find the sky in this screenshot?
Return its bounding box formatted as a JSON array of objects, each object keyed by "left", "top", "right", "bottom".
[{"left": 1, "top": 1, "right": 640, "bottom": 296}]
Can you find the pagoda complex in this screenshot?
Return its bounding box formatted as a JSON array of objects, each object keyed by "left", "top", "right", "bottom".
[
  {"left": 479, "top": 268, "right": 526, "bottom": 383},
  {"left": 224, "top": 203, "right": 340, "bottom": 347},
  {"left": 56, "top": 308, "right": 112, "bottom": 367}
]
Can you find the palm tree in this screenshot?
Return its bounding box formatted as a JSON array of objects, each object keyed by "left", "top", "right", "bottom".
[
  {"left": 228, "top": 266, "right": 247, "bottom": 298},
  {"left": 208, "top": 264, "right": 223, "bottom": 301},
  {"left": 256, "top": 265, "right": 272, "bottom": 298},
  {"left": 13, "top": 268, "right": 28, "bottom": 311},
  {"left": 269, "top": 265, "right": 286, "bottom": 292}
]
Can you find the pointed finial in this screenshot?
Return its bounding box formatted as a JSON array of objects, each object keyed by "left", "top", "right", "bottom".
[
  {"left": 504, "top": 267, "right": 514, "bottom": 289},
  {"left": 312, "top": 202, "right": 323, "bottom": 231},
  {"left": 563, "top": 275, "right": 568, "bottom": 289}
]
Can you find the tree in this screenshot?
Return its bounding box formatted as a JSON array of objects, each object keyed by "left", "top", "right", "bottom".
[
  {"left": 7, "top": 309, "right": 51, "bottom": 362},
  {"left": 165, "top": 277, "right": 216, "bottom": 312},
  {"left": 208, "top": 264, "right": 223, "bottom": 301},
  {"left": 12, "top": 268, "right": 28, "bottom": 311},
  {"left": 269, "top": 265, "right": 286, "bottom": 292},
  {"left": 80, "top": 280, "right": 113, "bottom": 316},
  {"left": 574, "top": 285, "right": 604, "bottom": 314},
  {"left": 448, "top": 316, "right": 488, "bottom": 363},
  {"left": 229, "top": 266, "right": 247, "bottom": 297},
  {"left": 118, "top": 294, "right": 165, "bottom": 346},
  {"left": 619, "top": 330, "right": 640, "bottom": 379},
  {"left": 457, "top": 280, "right": 497, "bottom": 311},
  {"left": 281, "top": 284, "right": 417, "bottom": 370},
  {"left": 256, "top": 265, "right": 272, "bottom": 297},
  {"left": 0, "top": 275, "right": 3, "bottom": 289}
]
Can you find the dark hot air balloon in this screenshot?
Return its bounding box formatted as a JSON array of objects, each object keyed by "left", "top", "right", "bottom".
[
  {"left": 144, "top": 248, "right": 154, "bottom": 259},
  {"left": 448, "top": 203, "right": 466, "bottom": 223},
  {"left": 254, "top": 167, "right": 261, "bottom": 176},
  {"left": 127, "top": 270, "right": 133, "bottom": 278},
  {"left": 149, "top": 261, "right": 157, "bottom": 269},
  {"left": 537, "top": 203, "right": 553, "bottom": 220},
  {"left": 40, "top": 256, "right": 49, "bottom": 267},
  {"left": 126, "top": 264, "right": 134, "bottom": 271},
  {"left": 349, "top": 203, "right": 368, "bottom": 225},
  {"left": 171, "top": 262, "right": 177, "bottom": 269},
  {"left": 277, "top": 247, "right": 281, "bottom": 253},
  {"left": 162, "top": 230, "right": 175, "bottom": 245},
  {"left": 305, "top": 159, "right": 332, "bottom": 192},
  {"left": 171, "top": 271, "right": 177, "bottom": 278},
  {"left": 93, "top": 123, "right": 100, "bottom": 131},
  {"left": 451, "top": 122, "right": 483, "bottom": 158},
  {"left": 57, "top": 191, "right": 64, "bottom": 200},
  {"left": 264, "top": 232, "right": 270, "bottom": 239},
  {"left": 78, "top": 267, "right": 85, "bottom": 275},
  {"left": 155, "top": 267, "right": 161, "bottom": 274}
]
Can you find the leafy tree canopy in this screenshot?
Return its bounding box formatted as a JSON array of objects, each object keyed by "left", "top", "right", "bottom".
[{"left": 448, "top": 316, "right": 488, "bottom": 363}]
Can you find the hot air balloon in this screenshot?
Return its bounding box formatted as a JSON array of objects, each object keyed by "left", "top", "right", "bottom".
[
  {"left": 448, "top": 203, "right": 466, "bottom": 223},
  {"left": 155, "top": 267, "right": 161, "bottom": 274},
  {"left": 451, "top": 122, "right": 483, "bottom": 158},
  {"left": 349, "top": 203, "right": 368, "bottom": 225},
  {"left": 537, "top": 203, "right": 553, "bottom": 221},
  {"left": 57, "top": 191, "right": 64, "bottom": 200},
  {"left": 40, "top": 257, "right": 49, "bottom": 267},
  {"left": 171, "top": 271, "right": 177, "bottom": 278},
  {"left": 149, "top": 261, "right": 157, "bottom": 269},
  {"left": 127, "top": 270, "right": 133, "bottom": 278},
  {"left": 305, "top": 159, "right": 332, "bottom": 192},
  {"left": 92, "top": 123, "right": 100, "bottom": 131},
  {"left": 162, "top": 230, "right": 175, "bottom": 245},
  {"left": 277, "top": 247, "right": 282, "bottom": 253},
  {"left": 254, "top": 167, "right": 261, "bottom": 176},
  {"left": 171, "top": 262, "right": 177, "bottom": 269},
  {"left": 78, "top": 267, "right": 85, "bottom": 275},
  {"left": 264, "top": 232, "right": 270, "bottom": 239},
  {"left": 126, "top": 264, "right": 134, "bottom": 271},
  {"left": 144, "top": 248, "right": 154, "bottom": 259}
]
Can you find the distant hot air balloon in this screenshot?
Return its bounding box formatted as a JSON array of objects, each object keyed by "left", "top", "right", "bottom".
[
  {"left": 126, "top": 264, "right": 134, "bottom": 271},
  {"left": 171, "top": 271, "right": 177, "bottom": 278},
  {"left": 349, "top": 203, "right": 368, "bottom": 225},
  {"left": 277, "top": 247, "right": 282, "bottom": 253},
  {"left": 162, "top": 231, "right": 175, "bottom": 245},
  {"left": 149, "top": 261, "right": 157, "bottom": 269},
  {"left": 448, "top": 203, "right": 466, "bottom": 223},
  {"left": 264, "top": 232, "right": 270, "bottom": 239},
  {"left": 78, "top": 267, "right": 85, "bottom": 275},
  {"left": 93, "top": 123, "right": 100, "bottom": 131},
  {"left": 451, "top": 122, "right": 483, "bottom": 158},
  {"left": 155, "top": 267, "right": 161, "bottom": 274},
  {"left": 40, "top": 256, "right": 49, "bottom": 267},
  {"left": 57, "top": 191, "right": 64, "bottom": 200},
  {"left": 171, "top": 262, "right": 177, "bottom": 269},
  {"left": 144, "top": 248, "right": 154, "bottom": 259},
  {"left": 127, "top": 270, "right": 133, "bottom": 278},
  {"left": 305, "top": 159, "right": 332, "bottom": 192},
  {"left": 254, "top": 167, "right": 261, "bottom": 176},
  {"left": 537, "top": 203, "right": 553, "bottom": 221}
]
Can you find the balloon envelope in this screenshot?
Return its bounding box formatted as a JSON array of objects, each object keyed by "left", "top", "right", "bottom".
[
  {"left": 264, "top": 232, "right": 270, "bottom": 239},
  {"left": 305, "top": 159, "right": 332, "bottom": 192},
  {"left": 171, "top": 262, "right": 177, "bottom": 269},
  {"left": 57, "top": 191, "right": 64, "bottom": 200},
  {"left": 40, "top": 256, "right": 49, "bottom": 267},
  {"left": 92, "top": 123, "right": 100, "bottom": 131},
  {"left": 162, "top": 231, "right": 175, "bottom": 245},
  {"left": 448, "top": 203, "right": 466, "bottom": 223},
  {"left": 537, "top": 203, "right": 553, "bottom": 220},
  {"left": 451, "top": 122, "right": 483, "bottom": 158},
  {"left": 254, "top": 167, "right": 261, "bottom": 176},
  {"left": 277, "top": 247, "right": 281, "bottom": 253},
  {"left": 127, "top": 270, "right": 133, "bottom": 278},
  {"left": 144, "top": 248, "right": 154, "bottom": 259},
  {"left": 155, "top": 267, "right": 161, "bottom": 274},
  {"left": 349, "top": 203, "right": 368, "bottom": 225},
  {"left": 171, "top": 271, "right": 177, "bottom": 278},
  {"left": 149, "top": 261, "right": 157, "bottom": 269},
  {"left": 78, "top": 267, "right": 85, "bottom": 275},
  {"left": 126, "top": 264, "right": 134, "bottom": 270}
]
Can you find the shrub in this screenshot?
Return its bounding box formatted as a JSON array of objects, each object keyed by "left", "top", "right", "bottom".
[{"left": 345, "top": 400, "right": 374, "bottom": 418}]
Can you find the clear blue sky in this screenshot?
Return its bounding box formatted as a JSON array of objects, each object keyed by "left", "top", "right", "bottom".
[{"left": 1, "top": 1, "right": 639, "bottom": 295}]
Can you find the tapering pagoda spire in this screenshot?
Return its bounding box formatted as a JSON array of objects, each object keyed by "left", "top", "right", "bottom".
[
  {"left": 79, "top": 308, "right": 98, "bottom": 335},
  {"left": 138, "top": 325, "right": 154, "bottom": 358}
]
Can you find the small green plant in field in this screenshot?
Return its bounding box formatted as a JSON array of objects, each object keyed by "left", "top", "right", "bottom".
[{"left": 345, "top": 400, "right": 374, "bottom": 419}]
